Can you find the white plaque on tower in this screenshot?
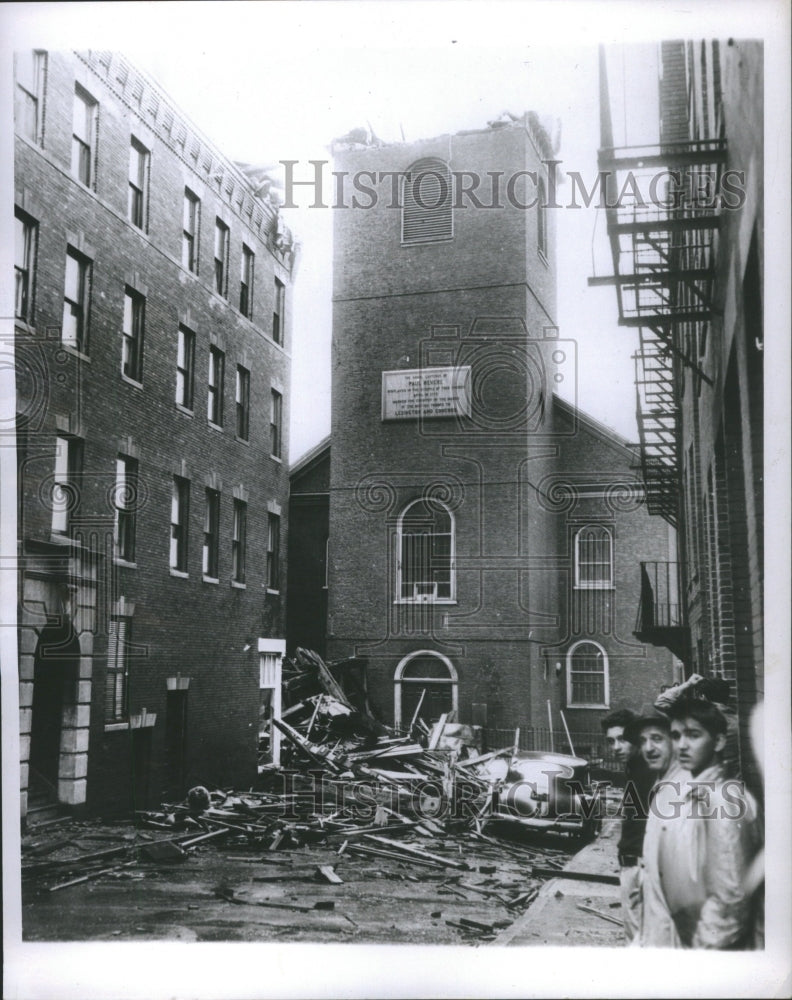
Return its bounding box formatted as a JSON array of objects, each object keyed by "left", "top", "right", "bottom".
[{"left": 381, "top": 366, "right": 472, "bottom": 421}]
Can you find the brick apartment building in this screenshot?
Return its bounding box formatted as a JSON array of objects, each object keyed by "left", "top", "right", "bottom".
[
  {"left": 595, "top": 40, "right": 763, "bottom": 780},
  {"left": 14, "top": 50, "right": 297, "bottom": 821},
  {"left": 288, "top": 118, "right": 678, "bottom": 754}
]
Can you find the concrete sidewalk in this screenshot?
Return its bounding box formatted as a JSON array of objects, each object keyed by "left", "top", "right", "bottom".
[{"left": 494, "top": 818, "right": 626, "bottom": 947}]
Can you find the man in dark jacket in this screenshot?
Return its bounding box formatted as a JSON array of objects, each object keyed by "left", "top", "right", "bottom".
[{"left": 601, "top": 708, "right": 655, "bottom": 942}]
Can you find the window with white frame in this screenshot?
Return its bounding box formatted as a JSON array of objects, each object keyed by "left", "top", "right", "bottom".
[
  {"left": 128, "top": 137, "right": 150, "bottom": 230},
  {"left": 62, "top": 247, "right": 91, "bottom": 353},
  {"left": 15, "top": 209, "right": 37, "bottom": 322},
  {"left": 401, "top": 158, "right": 453, "bottom": 244},
  {"left": 176, "top": 325, "right": 195, "bottom": 409},
  {"left": 71, "top": 85, "right": 97, "bottom": 187},
  {"left": 574, "top": 524, "right": 613, "bottom": 588},
  {"left": 397, "top": 498, "right": 454, "bottom": 602},
  {"left": 266, "top": 512, "right": 280, "bottom": 591},
  {"left": 566, "top": 641, "right": 609, "bottom": 708},
  {"left": 105, "top": 615, "right": 130, "bottom": 722},
  {"left": 122, "top": 287, "right": 145, "bottom": 383},
  {"left": 203, "top": 488, "right": 220, "bottom": 579},
  {"left": 394, "top": 651, "right": 458, "bottom": 730},
  {"left": 15, "top": 50, "right": 46, "bottom": 144},
  {"left": 170, "top": 476, "right": 189, "bottom": 572},
  {"left": 52, "top": 435, "right": 82, "bottom": 534},
  {"left": 207, "top": 346, "right": 225, "bottom": 426}
]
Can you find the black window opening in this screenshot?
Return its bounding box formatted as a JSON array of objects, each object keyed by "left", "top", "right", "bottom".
[
  {"left": 208, "top": 346, "right": 225, "bottom": 426},
  {"left": 272, "top": 277, "right": 284, "bottom": 344},
  {"left": 240, "top": 245, "right": 254, "bottom": 318},
  {"left": 203, "top": 488, "right": 220, "bottom": 578},
  {"left": 402, "top": 158, "right": 453, "bottom": 245},
  {"left": 176, "top": 326, "right": 195, "bottom": 409},
  {"left": 537, "top": 178, "right": 547, "bottom": 257},
  {"left": 114, "top": 455, "right": 138, "bottom": 562},
  {"left": 235, "top": 365, "right": 250, "bottom": 441},
  {"left": 170, "top": 476, "right": 190, "bottom": 572},
  {"left": 122, "top": 287, "right": 145, "bottom": 383},
  {"left": 232, "top": 499, "right": 247, "bottom": 584},
  {"left": 182, "top": 189, "right": 200, "bottom": 273},
  {"left": 214, "top": 219, "right": 229, "bottom": 297},
  {"left": 270, "top": 389, "right": 282, "bottom": 458},
  {"left": 266, "top": 512, "right": 280, "bottom": 590}
]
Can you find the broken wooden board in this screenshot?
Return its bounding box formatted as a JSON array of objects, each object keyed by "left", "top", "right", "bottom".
[{"left": 531, "top": 867, "right": 620, "bottom": 886}]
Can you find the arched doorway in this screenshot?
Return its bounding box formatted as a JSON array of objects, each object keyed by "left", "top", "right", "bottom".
[
  {"left": 394, "top": 650, "right": 458, "bottom": 730},
  {"left": 29, "top": 618, "right": 80, "bottom": 796}
]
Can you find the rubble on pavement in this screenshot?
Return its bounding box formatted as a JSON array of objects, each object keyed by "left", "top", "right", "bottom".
[{"left": 22, "top": 648, "right": 588, "bottom": 942}]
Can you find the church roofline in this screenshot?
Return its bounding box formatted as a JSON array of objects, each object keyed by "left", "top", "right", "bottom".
[
  {"left": 552, "top": 393, "right": 638, "bottom": 462},
  {"left": 289, "top": 435, "right": 331, "bottom": 479}
]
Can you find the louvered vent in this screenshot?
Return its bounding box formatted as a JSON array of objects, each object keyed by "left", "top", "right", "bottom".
[{"left": 402, "top": 158, "right": 453, "bottom": 244}]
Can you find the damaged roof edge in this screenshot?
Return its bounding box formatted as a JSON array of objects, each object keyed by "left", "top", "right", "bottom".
[{"left": 330, "top": 110, "right": 560, "bottom": 160}]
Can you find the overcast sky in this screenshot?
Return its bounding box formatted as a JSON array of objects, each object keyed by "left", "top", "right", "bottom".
[
  {"left": 5, "top": 1, "right": 778, "bottom": 465},
  {"left": 5, "top": 1, "right": 690, "bottom": 462},
  {"left": 131, "top": 39, "right": 661, "bottom": 461}
]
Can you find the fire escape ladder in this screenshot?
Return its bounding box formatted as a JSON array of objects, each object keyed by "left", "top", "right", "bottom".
[{"left": 589, "top": 138, "right": 726, "bottom": 521}]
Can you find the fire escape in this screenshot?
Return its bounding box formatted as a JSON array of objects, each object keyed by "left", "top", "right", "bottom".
[{"left": 589, "top": 50, "right": 726, "bottom": 664}]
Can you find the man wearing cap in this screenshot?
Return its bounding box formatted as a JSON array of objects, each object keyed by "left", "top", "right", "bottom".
[
  {"left": 600, "top": 709, "right": 654, "bottom": 942},
  {"left": 638, "top": 696, "right": 761, "bottom": 948},
  {"left": 623, "top": 705, "right": 682, "bottom": 946}
]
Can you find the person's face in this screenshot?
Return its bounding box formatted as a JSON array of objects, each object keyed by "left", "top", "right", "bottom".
[
  {"left": 670, "top": 716, "right": 725, "bottom": 777},
  {"left": 639, "top": 725, "right": 673, "bottom": 774},
  {"left": 605, "top": 726, "right": 634, "bottom": 766}
]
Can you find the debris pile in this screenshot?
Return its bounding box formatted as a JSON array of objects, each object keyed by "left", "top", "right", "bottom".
[{"left": 21, "top": 650, "right": 607, "bottom": 942}]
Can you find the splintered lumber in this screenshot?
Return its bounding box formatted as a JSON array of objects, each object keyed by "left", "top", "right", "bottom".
[
  {"left": 271, "top": 718, "right": 343, "bottom": 773},
  {"left": 576, "top": 902, "right": 624, "bottom": 926},
  {"left": 363, "top": 835, "right": 468, "bottom": 870},
  {"left": 140, "top": 840, "right": 188, "bottom": 862},
  {"left": 49, "top": 861, "right": 137, "bottom": 892},
  {"left": 427, "top": 713, "right": 449, "bottom": 751},
  {"left": 316, "top": 865, "right": 343, "bottom": 884},
  {"left": 295, "top": 648, "right": 353, "bottom": 709},
  {"left": 343, "top": 843, "right": 447, "bottom": 869},
  {"left": 213, "top": 886, "right": 314, "bottom": 913},
  {"left": 531, "top": 867, "right": 620, "bottom": 886},
  {"left": 408, "top": 688, "right": 427, "bottom": 733},
  {"left": 180, "top": 828, "right": 232, "bottom": 848}
]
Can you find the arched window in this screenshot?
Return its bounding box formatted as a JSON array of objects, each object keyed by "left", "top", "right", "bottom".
[
  {"left": 566, "top": 640, "right": 609, "bottom": 708},
  {"left": 401, "top": 158, "right": 453, "bottom": 244},
  {"left": 574, "top": 524, "right": 613, "bottom": 588},
  {"left": 396, "top": 498, "right": 455, "bottom": 602},
  {"left": 394, "top": 650, "right": 458, "bottom": 729}
]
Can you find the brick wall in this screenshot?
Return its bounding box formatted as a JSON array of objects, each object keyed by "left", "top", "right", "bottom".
[
  {"left": 15, "top": 50, "right": 294, "bottom": 816},
  {"left": 323, "top": 124, "right": 676, "bottom": 747}
]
